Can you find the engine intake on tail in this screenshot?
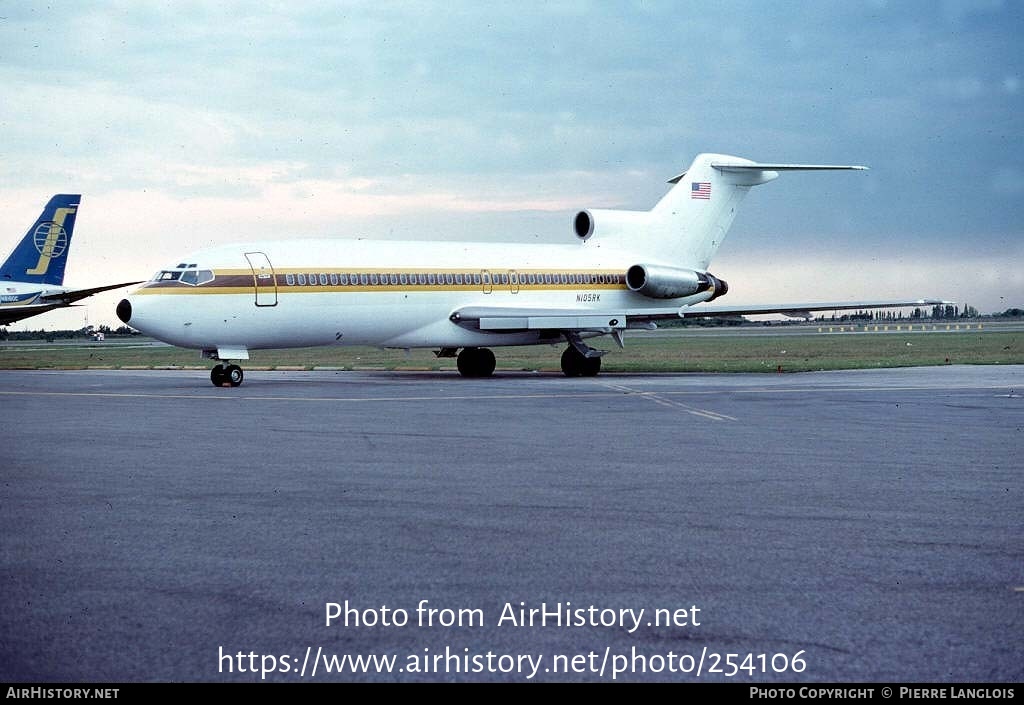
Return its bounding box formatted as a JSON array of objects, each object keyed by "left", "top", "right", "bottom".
[
  {"left": 573, "top": 211, "right": 594, "bottom": 240},
  {"left": 571, "top": 208, "right": 650, "bottom": 242},
  {"left": 626, "top": 264, "right": 728, "bottom": 301}
]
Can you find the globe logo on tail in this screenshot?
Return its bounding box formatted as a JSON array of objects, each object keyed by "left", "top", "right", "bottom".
[{"left": 33, "top": 222, "right": 69, "bottom": 259}]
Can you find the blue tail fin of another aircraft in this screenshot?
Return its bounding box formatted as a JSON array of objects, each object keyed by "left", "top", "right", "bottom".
[{"left": 0, "top": 194, "right": 81, "bottom": 285}]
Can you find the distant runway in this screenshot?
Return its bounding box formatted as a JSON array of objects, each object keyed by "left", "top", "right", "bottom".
[{"left": 1, "top": 366, "right": 1021, "bottom": 683}]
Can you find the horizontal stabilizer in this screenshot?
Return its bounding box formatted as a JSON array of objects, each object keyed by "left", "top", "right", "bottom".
[
  {"left": 711, "top": 163, "right": 868, "bottom": 172},
  {"left": 667, "top": 163, "right": 867, "bottom": 184}
]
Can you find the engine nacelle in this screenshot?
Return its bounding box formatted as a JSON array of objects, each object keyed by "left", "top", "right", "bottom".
[
  {"left": 572, "top": 208, "right": 650, "bottom": 242},
  {"left": 626, "top": 264, "right": 729, "bottom": 301}
]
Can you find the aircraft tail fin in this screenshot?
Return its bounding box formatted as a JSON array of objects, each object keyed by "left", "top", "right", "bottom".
[
  {"left": 0, "top": 194, "right": 81, "bottom": 285},
  {"left": 574, "top": 154, "right": 866, "bottom": 270}
]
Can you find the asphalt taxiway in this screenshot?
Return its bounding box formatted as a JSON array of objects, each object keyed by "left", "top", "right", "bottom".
[{"left": 1, "top": 365, "right": 1021, "bottom": 683}]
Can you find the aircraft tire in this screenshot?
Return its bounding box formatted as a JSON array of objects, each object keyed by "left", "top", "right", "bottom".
[
  {"left": 457, "top": 348, "right": 475, "bottom": 377},
  {"left": 457, "top": 347, "right": 495, "bottom": 378},
  {"left": 561, "top": 347, "right": 583, "bottom": 377},
  {"left": 226, "top": 364, "right": 244, "bottom": 387},
  {"left": 581, "top": 356, "right": 602, "bottom": 377},
  {"left": 211, "top": 366, "right": 227, "bottom": 386},
  {"left": 478, "top": 348, "right": 496, "bottom": 377}
]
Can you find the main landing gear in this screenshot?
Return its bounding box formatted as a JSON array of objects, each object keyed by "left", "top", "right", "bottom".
[
  {"left": 560, "top": 346, "right": 601, "bottom": 377},
  {"left": 211, "top": 363, "right": 244, "bottom": 387},
  {"left": 454, "top": 334, "right": 607, "bottom": 379},
  {"left": 454, "top": 345, "right": 604, "bottom": 377},
  {"left": 560, "top": 331, "right": 606, "bottom": 377},
  {"left": 457, "top": 347, "right": 496, "bottom": 378}
]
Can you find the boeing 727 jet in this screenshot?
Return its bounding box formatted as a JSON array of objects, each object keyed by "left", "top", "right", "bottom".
[
  {"left": 116, "top": 153, "right": 946, "bottom": 386},
  {"left": 1, "top": 194, "right": 140, "bottom": 326}
]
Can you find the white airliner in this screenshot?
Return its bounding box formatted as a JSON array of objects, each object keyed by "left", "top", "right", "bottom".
[
  {"left": 116, "top": 153, "right": 946, "bottom": 386},
  {"left": 1, "top": 194, "right": 140, "bottom": 326}
]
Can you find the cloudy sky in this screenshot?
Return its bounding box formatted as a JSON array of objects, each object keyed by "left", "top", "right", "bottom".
[{"left": 0, "top": 0, "right": 1021, "bottom": 330}]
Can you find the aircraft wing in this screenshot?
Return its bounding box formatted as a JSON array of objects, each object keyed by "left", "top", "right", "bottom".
[
  {"left": 451, "top": 299, "right": 952, "bottom": 333},
  {"left": 38, "top": 281, "right": 143, "bottom": 306},
  {"left": 0, "top": 281, "right": 142, "bottom": 326},
  {"left": 0, "top": 304, "right": 68, "bottom": 326},
  {"left": 451, "top": 305, "right": 679, "bottom": 333},
  {"left": 678, "top": 300, "right": 952, "bottom": 319}
]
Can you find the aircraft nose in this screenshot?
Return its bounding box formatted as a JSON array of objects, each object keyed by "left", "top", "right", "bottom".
[{"left": 116, "top": 298, "right": 132, "bottom": 324}]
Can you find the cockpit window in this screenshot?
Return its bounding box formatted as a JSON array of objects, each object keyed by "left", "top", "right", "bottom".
[
  {"left": 179, "top": 269, "right": 214, "bottom": 286},
  {"left": 153, "top": 268, "right": 213, "bottom": 285}
]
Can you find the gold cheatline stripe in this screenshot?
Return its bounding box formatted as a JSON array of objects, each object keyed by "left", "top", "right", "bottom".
[{"left": 136, "top": 267, "right": 629, "bottom": 295}]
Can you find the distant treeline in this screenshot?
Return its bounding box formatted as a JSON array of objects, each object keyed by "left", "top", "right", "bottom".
[
  {"left": 823, "top": 305, "right": 1023, "bottom": 322},
  {"left": 0, "top": 325, "right": 139, "bottom": 341},
  {"left": 656, "top": 306, "right": 1020, "bottom": 328}
]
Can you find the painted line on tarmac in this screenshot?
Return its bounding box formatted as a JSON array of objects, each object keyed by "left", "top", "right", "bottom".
[{"left": 600, "top": 382, "right": 738, "bottom": 421}]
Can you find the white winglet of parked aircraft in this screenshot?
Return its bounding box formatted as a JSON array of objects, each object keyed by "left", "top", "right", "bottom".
[
  {"left": 116, "top": 153, "right": 948, "bottom": 386},
  {"left": 1, "top": 194, "right": 141, "bottom": 326}
]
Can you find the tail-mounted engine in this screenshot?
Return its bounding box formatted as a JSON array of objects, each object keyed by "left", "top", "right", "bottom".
[
  {"left": 626, "top": 264, "right": 728, "bottom": 301},
  {"left": 572, "top": 208, "right": 649, "bottom": 242}
]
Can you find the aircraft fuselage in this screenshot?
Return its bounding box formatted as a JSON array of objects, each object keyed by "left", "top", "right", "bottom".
[{"left": 121, "top": 238, "right": 713, "bottom": 353}]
